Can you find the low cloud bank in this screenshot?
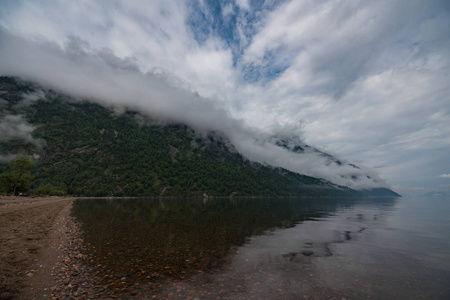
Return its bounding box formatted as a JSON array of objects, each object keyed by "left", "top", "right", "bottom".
[
  {"left": 0, "top": 114, "right": 45, "bottom": 148},
  {"left": 0, "top": 30, "right": 387, "bottom": 189}
]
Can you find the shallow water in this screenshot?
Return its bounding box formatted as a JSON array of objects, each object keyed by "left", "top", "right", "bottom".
[{"left": 72, "top": 196, "right": 450, "bottom": 299}]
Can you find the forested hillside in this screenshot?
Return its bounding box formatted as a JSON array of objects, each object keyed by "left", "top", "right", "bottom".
[{"left": 0, "top": 77, "right": 399, "bottom": 197}]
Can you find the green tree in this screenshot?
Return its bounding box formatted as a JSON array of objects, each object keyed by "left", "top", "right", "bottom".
[
  {"left": 0, "top": 156, "right": 35, "bottom": 195},
  {"left": 35, "top": 183, "right": 66, "bottom": 196},
  {"left": 35, "top": 183, "right": 52, "bottom": 196}
]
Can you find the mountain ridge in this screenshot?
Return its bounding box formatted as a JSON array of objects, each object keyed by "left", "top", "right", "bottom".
[
  {"left": 0, "top": 76, "right": 400, "bottom": 197},
  {"left": 273, "top": 137, "right": 386, "bottom": 189}
]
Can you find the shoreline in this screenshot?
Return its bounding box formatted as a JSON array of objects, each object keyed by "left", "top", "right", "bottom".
[
  {"left": 0, "top": 196, "right": 94, "bottom": 299},
  {"left": 1, "top": 195, "right": 403, "bottom": 300}
]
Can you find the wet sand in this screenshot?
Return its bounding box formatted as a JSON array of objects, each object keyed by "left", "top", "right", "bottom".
[{"left": 0, "top": 196, "right": 80, "bottom": 299}]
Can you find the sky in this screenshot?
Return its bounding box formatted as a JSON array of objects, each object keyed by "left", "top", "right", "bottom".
[{"left": 0, "top": 0, "right": 449, "bottom": 195}]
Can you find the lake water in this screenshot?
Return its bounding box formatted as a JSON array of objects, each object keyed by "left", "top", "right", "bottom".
[{"left": 72, "top": 196, "right": 450, "bottom": 299}]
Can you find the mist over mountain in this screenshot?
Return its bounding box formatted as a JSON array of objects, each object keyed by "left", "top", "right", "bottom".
[
  {"left": 273, "top": 137, "right": 387, "bottom": 188},
  {"left": 0, "top": 76, "right": 399, "bottom": 197},
  {"left": 0, "top": 31, "right": 393, "bottom": 191}
]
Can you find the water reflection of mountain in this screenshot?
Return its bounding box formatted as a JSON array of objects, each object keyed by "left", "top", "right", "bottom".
[{"left": 72, "top": 197, "right": 397, "bottom": 292}]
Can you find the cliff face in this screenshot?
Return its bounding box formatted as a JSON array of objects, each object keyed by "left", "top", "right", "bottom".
[{"left": 0, "top": 77, "right": 400, "bottom": 197}]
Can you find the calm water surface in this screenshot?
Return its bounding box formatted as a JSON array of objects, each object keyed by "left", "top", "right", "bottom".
[{"left": 72, "top": 196, "right": 450, "bottom": 299}]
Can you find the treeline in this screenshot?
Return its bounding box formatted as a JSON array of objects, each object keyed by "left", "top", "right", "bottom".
[{"left": 0, "top": 155, "right": 65, "bottom": 196}]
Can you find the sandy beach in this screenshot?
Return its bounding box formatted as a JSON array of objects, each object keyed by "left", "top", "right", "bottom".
[{"left": 0, "top": 196, "right": 82, "bottom": 300}]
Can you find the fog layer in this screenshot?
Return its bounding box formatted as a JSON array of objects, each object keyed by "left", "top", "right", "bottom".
[{"left": 0, "top": 30, "right": 386, "bottom": 189}]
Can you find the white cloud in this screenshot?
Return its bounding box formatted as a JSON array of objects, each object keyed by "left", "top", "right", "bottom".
[
  {"left": 221, "top": 3, "right": 234, "bottom": 19},
  {"left": 0, "top": 114, "right": 45, "bottom": 147},
  {"left": 233, "top": 0, "right": 450, "bottom": 192},
  {"left": 235, "top": 0, "right": 250, "bottom": 11},
  {"left": 0, "top": 30, "right": 387, "bottom": 189},
  {"left": 440, "top": 174, "right": 450, "bottom": 178},
  {"left": 0, "top": 0, "right": 449, "bottom": 192}
]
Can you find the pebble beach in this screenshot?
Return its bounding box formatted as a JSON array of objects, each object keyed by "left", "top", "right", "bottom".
[{"left": 0, "top": 196, "right": 98, "bottom": 300}]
